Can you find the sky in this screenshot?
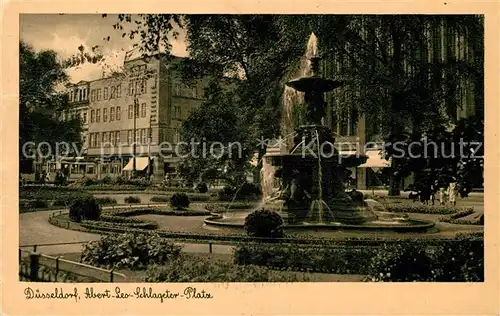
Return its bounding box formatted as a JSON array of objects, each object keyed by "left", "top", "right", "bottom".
[{"left": 20, "top": 14, "right": 188, "bottom": 83}]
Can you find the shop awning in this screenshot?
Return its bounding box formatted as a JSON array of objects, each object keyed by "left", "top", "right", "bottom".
[
  {"left": 358, "top": 150, "right": 391, "bottom": 169},
  {"left": 123, "top": 157, "right": 150, "bottom": 171}
]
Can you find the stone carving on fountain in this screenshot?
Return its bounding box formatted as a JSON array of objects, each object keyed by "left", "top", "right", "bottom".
[{"left": 266, "top": 55, "right": 377, "bottom": 225}]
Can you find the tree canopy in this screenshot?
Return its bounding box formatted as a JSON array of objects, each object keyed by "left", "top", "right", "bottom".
[{"left": 20, "top": 41, "right": 82, "bottom": 170}]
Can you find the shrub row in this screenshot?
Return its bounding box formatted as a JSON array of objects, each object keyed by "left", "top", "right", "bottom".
[
  {"left": 73, "top": 218, "right": 482, "bottom": 246},
  {"left": 103, "top": 208, "right": 210, "bottom": 217},
  {"left": 145, "top": 256, "right": 309, "bottom": 282},
  {"left": 204, "top": 202, "right": 255, "bottom": 212},
  {"left": 383, "top": 204, "right": 468, "bottom": 215},
  {"left": 20, "top": 186, "right": 91, "bottom": 208},
  {"left": 234, "top": 244, "right": 374, "bottom": 274},
  {"left": 19, "top": 199, "right": 49, "bottom": 212},
  {"left": 234, "top": 237, "right": 484, "bottom": 281},
  {"left": 95, "top": 197, "right": 117, "bottom": 205}
]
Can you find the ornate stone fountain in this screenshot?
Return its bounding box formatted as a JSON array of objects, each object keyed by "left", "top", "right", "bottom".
[
  {"left": 266, "top": 55, "right": 377, "bottom": 225},
  {"left": 204, "top": 34, "right": 434, "bottom": 232}
]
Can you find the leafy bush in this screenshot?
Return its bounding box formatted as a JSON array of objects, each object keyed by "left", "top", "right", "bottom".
[
  {"left": 238, "top": 183, "right": 261, "bottom": 198},
  {"left": 196, "top": 182, "right": 208, "bottom": 193},
  {"left": 69, "top": 197, "right": 101, "bottom": 222},
  {"left": 145, "top": 255, "right": 309, "bottom": 282},
  {"left": 80, "top": 232, "right": 182, "bottom": 270},
  {"left": 431, "top": 238, "right": 484, "bottom": 281},
  {"left": 367, "top": 240, "right": 436, "bottom": 281},
  {"left": 170, "top": 193, "right": 190, "bottom": 210},
  {"left": 244, "top": 209, "right": 284, "bottom": 238},
  {"left": 367, "top": 238, "right": 484, "bottom": 282},
  {"left": 124, "top": 196, "right": 141, "bottom": 204},
  {"left": 150, "top": 196, "right": 170, "bottom": 203},
  {"left": 95, "top": 197, "right": 117, "bottom": 205},
  {"left": 218, "top": 186, "right": 235, "bottom": 201}
]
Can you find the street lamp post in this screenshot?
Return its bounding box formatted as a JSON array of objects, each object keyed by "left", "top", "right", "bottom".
[{"left": 132, "top": 98, "right": 138, "bottom": 178}]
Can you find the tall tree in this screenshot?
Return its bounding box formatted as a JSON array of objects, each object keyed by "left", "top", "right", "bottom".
[
  {"left": 20, "top": 41, "right": 83, "bottom": 172},
  {"left": 313, "top": 15, "right": 483, "bottom": 195}
]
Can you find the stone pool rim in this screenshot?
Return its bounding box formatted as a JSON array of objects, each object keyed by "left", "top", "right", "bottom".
[{"left": 204, "top": 215, "right": 436, "bottom": 232}]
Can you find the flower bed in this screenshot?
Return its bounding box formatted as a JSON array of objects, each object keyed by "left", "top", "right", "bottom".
[
  {"left": 234, "top": 236, "right": 484, "bottom": 281},
  {"left": 439, "top": 209, "right": 482, "bottom": 225},
  {"left": 82, "top": 219, "right": 159, "bottom": 230},
  {"left": 146, "top": 255, "right": 309, "bottom": 282},
  {"left": 205, "top": 202, "right": 256, "bottom": 213},
  {"left": 104, "top": 207, "right": 210, "bottom": 217}
]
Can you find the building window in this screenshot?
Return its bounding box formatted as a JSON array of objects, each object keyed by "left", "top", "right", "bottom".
[
  {"left": 89, "top": 134, "right": 93, "bottom": 148},
  {"left": 110, "top": 86, "right": 115, "bottom": 99},
  {"left": 141, "top": 103, "right": 146, "bottom": 117},
  {"left": 96, "top": 133, "right": 101, "bottom": 147},
  {"left": 103, "top": 132, "right": 108, "bottom": 145},
  {"left": 135, "top": 103, "right": 139, "bottom": 118},
  {"left": 90, "top": 110, "right": 95, "bottom": 123},
  {"left": 128, "top": 105, "right": 133, "bottom": 119},
  {"left": 128, "top": 81, "right": 135, "bottom": 96},
  {"left": 116, "top": 106, "right": 121, "bottom": 120},
  {"left": 91, "top": 89, "right": 96, "bottom": 102},
  {"left": 174, "top": 83, "right": 181, "bottom": 96},
  {"left": 68, "top": 92, "right": 73, "bottom": 102},
  {"left": 83, "top": 88, "right": 87, "bottom": 100},
  {"left": 96, "top": 88, "right": 102, "bottom": 101},
  {"left": 135, "top": 129, "right": 140, "bottom": 144},
  {"left": 116, "top": 85, "right": 121, "bottom": 98},
  {"left": 115, "top": 131, "right": 120, "bottom": 145},
  {"left": 104, "top": 87, "right": 109, "bottom": 100},
  {"left": 140, "top": 79, "right": 147, "bottom": 94},
  {"left": 83, "top": 112, "right": 87, "bottom": 124},
  {"left": 127, "top": 130, "right": 132, "bottom": 144},
  {"left": 103, "top": 108, "right": 108, "bottom": 122},
  {"left": 110, "top": 107, "right": 115, "bottom": 121},
  {"left": 96, "top": 109, "right": 100, "bottom": 122},
  {"left": 173, "top": 106, "right": 181, "bottom": 119},
  {"left": 142, "top": 129, "right": 148, "bottom": 144},
  {"left": 173, "top": 128, "right": 180, "bottom": 143}
]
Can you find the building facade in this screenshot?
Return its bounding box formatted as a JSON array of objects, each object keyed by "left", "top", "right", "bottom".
[{"left": 57, "top": 50, "right": 209, "bottom": 183}]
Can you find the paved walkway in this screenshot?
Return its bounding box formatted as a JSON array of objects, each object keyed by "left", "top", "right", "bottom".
[{"left": 19, "top": 208, "right": 235, "bottom": 255}]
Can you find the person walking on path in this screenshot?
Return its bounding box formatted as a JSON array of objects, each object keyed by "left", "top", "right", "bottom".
[
  {"left": 438, "top": 187, "right": 445, "bottom": 205},
  {"left": 448, "top": 181, "right": 457, "bottom": 207}
]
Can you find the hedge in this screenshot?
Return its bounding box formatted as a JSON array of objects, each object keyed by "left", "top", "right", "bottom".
[
  {"left": 234, "top": 237, "right": 484, "bottom": 281},
  {"left": 383, "top": 204, "right": 470, "bottom": 215}
]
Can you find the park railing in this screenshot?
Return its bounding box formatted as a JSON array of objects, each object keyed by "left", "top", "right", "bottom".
[{"left": 19, "top": 248, "right": 126, "bottom": 282}]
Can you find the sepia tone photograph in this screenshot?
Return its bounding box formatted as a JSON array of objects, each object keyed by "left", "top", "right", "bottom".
[{"left": 16, "top": 12, "right": 486, "bottom": 285}]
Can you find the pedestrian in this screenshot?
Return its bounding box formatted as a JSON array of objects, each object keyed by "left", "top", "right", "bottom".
[
  {"left": 438, "top": 187, "right": 445, "bottom": 205},
  {"left": 448, "top": 181, "right": 457, "bottom": 207}
]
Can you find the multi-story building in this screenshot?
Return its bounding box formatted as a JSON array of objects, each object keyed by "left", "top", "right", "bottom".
[{"left": 56, "top": 49, "right": 210, "bottom": 182}]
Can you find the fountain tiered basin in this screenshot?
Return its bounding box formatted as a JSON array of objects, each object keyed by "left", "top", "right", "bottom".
[{"left": 205, "top": 34, "right": 435, "bottom": 234}]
